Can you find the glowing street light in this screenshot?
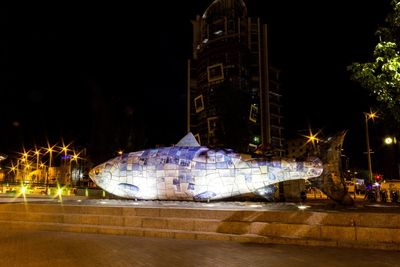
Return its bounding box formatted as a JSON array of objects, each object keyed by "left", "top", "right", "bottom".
[
  {"left": 68, "top": 150, "right": 81, "bottom": 186},
  {"left": 60, "top": 142, "right": 71, "bottom": 185},
  {"left": 9, "top": 165, "right": 16, "bottom": 173},
  {"left": 8, "top": 162, "right": 17, "bottom": 182},
  {"left": 303, "top": 128, "right": 321, "bottom": 154},
  {"left": 45, "top": 143, "right": 56, "bottom": 191},
  {"left": 384, "top": 136, "right": 397, "bottom": 145},
  {"left": 364, "top": 110, "right": 377, "bottom": 185},
  {"left": 22, "top": 150, "right": 29, "bottom": 160},
  {"left": 34, "top": 147, "right": 41, "bottom": 183}
]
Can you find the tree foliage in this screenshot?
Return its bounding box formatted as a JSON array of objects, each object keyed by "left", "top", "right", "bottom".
[{"left": 348, "top": 0, "right": 400, "bottom": 125}]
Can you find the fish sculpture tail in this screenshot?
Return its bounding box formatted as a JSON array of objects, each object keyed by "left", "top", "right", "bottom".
[{"left": 309, "top": 131, "right": 354, "bottom": 206}]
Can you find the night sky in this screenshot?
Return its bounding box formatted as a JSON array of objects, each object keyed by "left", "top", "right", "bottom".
[{"left": 0, "top": 1, "right": 392, "bottom": 167}]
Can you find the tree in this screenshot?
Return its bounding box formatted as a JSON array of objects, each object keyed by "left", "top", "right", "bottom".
[{"left": 348, "top": 0, "right": 400, "bottom": 126}]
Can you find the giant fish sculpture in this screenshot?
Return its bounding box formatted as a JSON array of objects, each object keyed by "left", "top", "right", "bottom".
[{"left": 89, "top": 133, "right": 325, "bottom": 201}]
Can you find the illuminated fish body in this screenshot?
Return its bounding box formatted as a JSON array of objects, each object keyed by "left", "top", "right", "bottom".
[{"left": 89, "top": 133, "right": 323, "bottom": 201}]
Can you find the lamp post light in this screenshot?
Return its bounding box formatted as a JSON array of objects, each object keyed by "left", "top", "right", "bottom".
[
  {"left": 15, "top": 159, "right": 20, "bottom": 183},
  {"left": 384, "top": 136, "right": 396, "bottom": 145},
  {"left": 61, "top": 145, "right": 69, "bottom": 185},
  {"left": 8, "top": 162, "right": 17, "bottom": 183},
  {"left": 364, "top": 111, "right": 377, "bottom": 185},
  {"left": 25, "top": 162, "right": 31, "bottom": 184},
  {"left": 70, "top": 151, "right": 80, "bottom": 186},
  {"left": 45, "top": 144, "right": 56, "bottom": 192},
  {"left": 39, "top": 163, "right": 46, "bottom": 184},
  {"left": 19, "top": 157, "right": 26, "bottom": 183},
  {"left": 383, "top": 136, "right": 399, "bottom": 180},
  {"left": 22, "top": 150, "right": 30, "bottom": 184},
  {"left": 303, "top": 128, "right": 320, "bottom": 155},
  {"left": 34, "top": 148, "right": 40, "bottom": 183},
  {"left": 60, "top": 141, "right": 72, "bottom": 186}
]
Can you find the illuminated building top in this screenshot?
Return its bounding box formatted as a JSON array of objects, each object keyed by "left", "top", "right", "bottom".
[{"left": 202, "top": 0, "right": 247, "bottom": 20}]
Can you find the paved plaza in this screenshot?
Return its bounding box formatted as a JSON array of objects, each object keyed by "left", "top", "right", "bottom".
[
  {"left": 1, "top": 195, "right": 400, "bottom": 266},
  {"left": 1, "top": 227, "right": 400, "bottom": 267}
]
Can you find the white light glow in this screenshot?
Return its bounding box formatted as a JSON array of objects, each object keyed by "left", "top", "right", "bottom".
[{"left": 298, "top": 205, "right": 310, "bottom": 210}]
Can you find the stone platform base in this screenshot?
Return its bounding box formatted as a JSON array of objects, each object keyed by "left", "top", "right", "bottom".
[{"left": 0, "top": 199, "right": 399, "bottom": 251}]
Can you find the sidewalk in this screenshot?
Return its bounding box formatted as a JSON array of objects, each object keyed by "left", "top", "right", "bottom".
[{"left": 1, "top": 228, "right": 399, "bottom": 267}]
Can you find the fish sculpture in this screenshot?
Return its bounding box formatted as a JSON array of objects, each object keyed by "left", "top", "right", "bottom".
[{"left": 89, "top": 133, "right": 324, "bottom": 201}]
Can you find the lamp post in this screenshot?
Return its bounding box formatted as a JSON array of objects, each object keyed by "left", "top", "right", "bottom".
[
  {"left": 70, "top": 151, "right": 80, "bottom": 187},
  {"left": 21, "top": 150, "right": 29, "bottom": 183},
  {"left": 45, "top": 145, "right": 55, "bottom": 192},
  {"left": 40, "top": 163, "right": 46, "bottom": 184},
  {"left": 61, "top": 144, "right": 69, "bottom": 185},
  {"left": 34, "top": 148, "right": 40, "bottom": 183},
  {"left": 383, "top": 136, "right": 399, "bottom": 180},
  {"left": 19, "top": 157, "right": 26, "bottom": 183},
  {"left": 364, "top": 111, "right": 377, "bottom": 185}
]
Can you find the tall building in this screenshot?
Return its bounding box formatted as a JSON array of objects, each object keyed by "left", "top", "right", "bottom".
[{"left": 187, "top": 0, "right": 284, "bottom": 155}]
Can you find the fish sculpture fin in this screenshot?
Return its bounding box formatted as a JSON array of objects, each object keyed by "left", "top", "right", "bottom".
[
  {"left": 309, "top": 130, "right": 354, "bottom": 206},
  {"left": 194, "top": 191, "right": 217, "bottom": 201},
  {"left": 176, "top": 132, "right": 201, "bottom": 147},
  {"left": 118, "top": 183, "right": 139, "bottom": 197}
]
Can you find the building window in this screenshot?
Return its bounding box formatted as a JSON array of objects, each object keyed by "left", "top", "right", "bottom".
[
  {"left": 207, "top": 117, "right": 218, "bottom": 134},
  {"left": 207, "top": 63, "right": 224, "bottom": 82},
  {"left": 194, "top": 133, "right": 201, "bottom": 145},
  {"left": 249, "top": 104, "right": 258, "bottom": 123},
  {"left": 194, "top": 95, "right": 204, "bottom": 113}
]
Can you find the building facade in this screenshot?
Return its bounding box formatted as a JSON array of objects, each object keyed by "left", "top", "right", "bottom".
[{"left": 187, "top": 0, "right": 284, "bottom": 155}]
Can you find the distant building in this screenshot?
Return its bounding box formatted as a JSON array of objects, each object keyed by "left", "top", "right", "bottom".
[
  {"left": 283, "top": 136, "right": 315, "bottom": 200},
  {"left": 286, "top": 137, "right": 313, "bottom": 159},
  {"left": 187, "top": 0, "right": 284, "bottom": 155}
]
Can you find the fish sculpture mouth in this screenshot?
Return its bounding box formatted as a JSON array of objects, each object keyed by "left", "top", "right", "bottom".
[{"left": 89, "top": 165, "right": 112, "bottom": 190}]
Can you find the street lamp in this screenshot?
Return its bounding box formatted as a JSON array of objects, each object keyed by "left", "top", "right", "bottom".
[
  {"left": 364, "top": 110, "right": 377, "bottom": 185},
  {"left": 60, "top": 142, "right": 71, "bottom": 185},
  {"left": 70, "top": 151, "right": 81, "bottom": 186},
  {"left": 45, "top": 144, "right": 56, "bottom": 192},
  {"left": 383, "top": 136, "right": 399, "bottom": 180},
  {"left": 39, "top": 163, "right": 46, "bottom": 184},
  {"left": 34, "top": 147, "right": 40, "bottom": 183},
  {"left": 303, "top": 128, "right": 321, "bottom": 155},
  {"left": 384, "top": 136, "right": 397, "bottom": 145}
]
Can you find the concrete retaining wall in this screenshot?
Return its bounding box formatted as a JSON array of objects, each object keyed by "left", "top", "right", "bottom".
[{"left": 0, "top": 203, "right": 398, "bottom": 250}]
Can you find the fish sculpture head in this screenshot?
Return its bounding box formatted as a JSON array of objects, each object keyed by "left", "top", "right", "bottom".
[{"left": 89, "top": 155, "right": 139, "bottom": 198}]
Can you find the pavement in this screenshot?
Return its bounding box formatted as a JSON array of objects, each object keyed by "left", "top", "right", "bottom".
[
  {"left": 1, "top": 194, "right": 400, "bottom": 266},
  {"left": 1, "top": 227, "right": 400, "bottom": 267}
]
